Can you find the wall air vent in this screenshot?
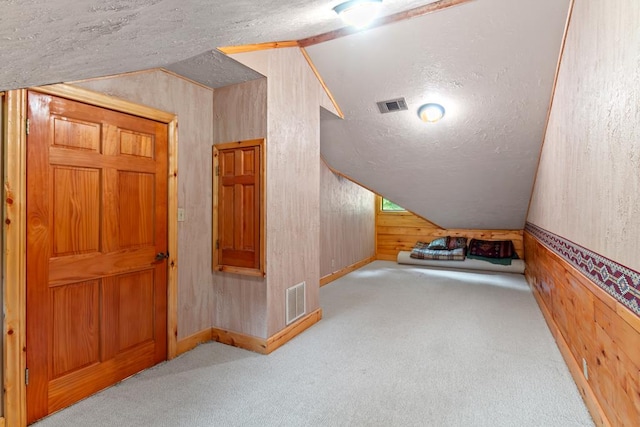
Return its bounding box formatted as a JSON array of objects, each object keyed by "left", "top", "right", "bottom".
[
  {"left": 376, "top": 97, "right": 408, "bottom": 114},
  {"left": 286, "top": 282, "right": 306, "bottom": 325}
]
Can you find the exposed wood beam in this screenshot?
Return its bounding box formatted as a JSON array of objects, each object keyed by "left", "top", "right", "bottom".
[
  {"left": 217, "top": 41, "right": 299, "bottom": 55},
  {"left": 298, "top": 0, "right": 475, "bottom": 47}
]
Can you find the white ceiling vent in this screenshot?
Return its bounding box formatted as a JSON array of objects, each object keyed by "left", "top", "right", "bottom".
[
  {"left": 376, "top": 98, "right": 408, "bottom": 114},
  {"left": 286, "top": 282, "right": 306, "bottom": 325}
]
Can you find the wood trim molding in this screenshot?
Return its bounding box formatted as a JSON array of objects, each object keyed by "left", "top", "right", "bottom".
[
  {"left": 3, "top": 89, "right": 28, "bottom": 427},
  {"left": 320, "top": 256, "right": 376, "bottom": 286},
  {"left": 525, "top": 0, "right": 575, "bottom": 220},
  {"left": 298, "top": 0, "right": 474, "bottom": 47},
  {"left": 176, "top": 329, "right": 214, "bottom": 356},
  {"left": 265, "top": 309, "right": 322, "bottom": 354},
  {"left": 211, "top": 328, "right": 268, "bottom": 354},
  {"left": 211, "top": 309, "right": 323, "bottom": 355},
  {"left": 3, "top": 85, "right": 180, "bottom": 425},
  {"left": 299, "top": 48, "right": 344, "bottom": 119},
  {"left": 217, "top": 41, "right": 299, "bottom": 55},
  {"left": 167, "top": 117, "right": 179, "bottom": 359},
  {"left": 31, "top": 84, "right": 176, "bottom": 124}
]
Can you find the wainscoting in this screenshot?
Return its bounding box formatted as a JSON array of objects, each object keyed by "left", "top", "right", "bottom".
[
  {"left": 524, "top": 226, "right": 640, "bottom": 426},
  {"left": 375, "top": 204, "right": 523, "bottom": 260}
]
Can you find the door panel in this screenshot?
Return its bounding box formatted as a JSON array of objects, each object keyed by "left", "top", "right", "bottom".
[
  {"left": 50, "top": 280, "right": 100, "bottom": 379},
  {"left": 52, "top": 117, "right": 101, "bottom": 152},
  {"left": 52, "top": 167, "right": 101, "bottom": 256},
  {"left": 26, "top": 91, "right": 168, "bottom": 423},
  {"left": 116, "top": 270, "right": 155, "bottom": 351},
  {"left": 118, "top": 171, "right": 155, "bottom": 248},
  {"left": 218, "top": 146, "right": 261, "bottom": 269}
]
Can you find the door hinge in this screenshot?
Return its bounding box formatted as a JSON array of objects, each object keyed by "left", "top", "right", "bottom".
[
  {"left": 25, "top": 368, "right": 29, "bottom": 386},
  {"left": 216, "top": 239, "right": 219, "bottom": 249},
  {"left": 25, "top": 118, "right": 30, "bottom": 135}
]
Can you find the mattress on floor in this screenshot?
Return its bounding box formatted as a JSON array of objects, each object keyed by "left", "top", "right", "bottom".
[{"left": 397, "top": 251, "right": 525, "bottom": 274}]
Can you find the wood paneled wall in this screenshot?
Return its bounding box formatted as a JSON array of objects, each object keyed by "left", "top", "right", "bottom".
[
  {"left": 320, "top": 160, "right": 375, "bottom": 279},
  {"left": 75, "top": 70, "right": 215, "bottom": 340},
  {"left": 527, "top": 0, "right": 640, "bottom": 273},
  {"left": 231, "top": 48, "right": 329, "bottom": 337},
  {"left": 525, "top": 232, "right": 640, "bottom": 426},
  {"left": 212, "top": 78, "right": 268, "bottom": 338},
  {"left": 376, "top": 200, "right": 524, "bottom": 260}
]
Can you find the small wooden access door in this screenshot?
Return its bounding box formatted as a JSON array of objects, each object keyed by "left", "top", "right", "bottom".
[
  {"left": 213, "top": 139, "right": 264, "bottom": 276},
  {"left": 26, "top": 91, "right": 168, "bottom": 423}
]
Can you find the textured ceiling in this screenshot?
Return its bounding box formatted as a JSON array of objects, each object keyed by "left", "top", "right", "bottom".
[
  {"left": 0, "top": 0, "right": 439, "bottom": 90},
  {"left": 308, "top": 0, "right": 571, "bottom": 229},
  {"left": 1, "top": 0, "right": 571, "bottom": 230}
]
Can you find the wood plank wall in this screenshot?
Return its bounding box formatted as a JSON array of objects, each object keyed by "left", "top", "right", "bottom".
[
  {"left": 525, "top": 232, "right": 640, "bottom": 426},
  {"left": 376, "top": 200, "right": 524, "bottom": 260},
  {"left": 231, "top": 48, "right": 324, "bottom": 338},
  {"left": 212, "top": 78, "right": 269, "bottom": 339}
]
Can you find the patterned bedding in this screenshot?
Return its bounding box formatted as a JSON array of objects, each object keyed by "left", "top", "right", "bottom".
[{"left": 409, "top": 241, "right": 466, "bottom": 261}]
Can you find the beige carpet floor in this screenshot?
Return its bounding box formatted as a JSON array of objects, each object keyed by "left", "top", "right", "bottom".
[{"left": 34, "top": 261, "right": 594, "bottom": 426}]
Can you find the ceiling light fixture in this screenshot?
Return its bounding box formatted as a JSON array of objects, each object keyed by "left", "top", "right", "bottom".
[
  {"left": 417, "top": 103, "right": 445, "bottom": 123},
  {"left": 333, "top": 0, "right": 383, "bottom": 29}
]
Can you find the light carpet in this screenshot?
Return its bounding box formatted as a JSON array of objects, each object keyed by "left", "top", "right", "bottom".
[{"left": 34, "top": 261, "right": 594, "bottom": 426}]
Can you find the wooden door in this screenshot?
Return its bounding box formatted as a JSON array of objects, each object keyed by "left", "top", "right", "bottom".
[
  {"left": 217, "top": 145, "right": 261, "bottom": 269},
  {"left": 26, "top": 91, "right": 168, "bottom": 423}
]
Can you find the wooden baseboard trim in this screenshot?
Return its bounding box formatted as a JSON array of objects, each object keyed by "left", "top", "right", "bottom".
[
  {"left": 527, "top": 277, "right": 610, "bottom": 427},
  {"left": 211, "top": 308, "right": 323, "bottom": 355},
  {"left": 211, "top": 328, "right": 268, "bottom": 354},
  {"left": 176, "top": 328, "right": 214, "bottom": 356},
  {"left": 266, "top": 308, "right": 322, "bottom": 354},
  {"left": 320, "top": 256, "right": 376, "bottom": 286},
  {"left": 376, "top": 254, "right": 397, "bottom": 261}
]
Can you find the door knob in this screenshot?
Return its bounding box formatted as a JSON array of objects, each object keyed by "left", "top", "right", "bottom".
[{"left": 155, "top": 252, "right": 169, "bottom": 262}]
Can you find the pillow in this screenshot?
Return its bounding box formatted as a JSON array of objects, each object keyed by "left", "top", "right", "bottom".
[
  {"left": 468, "top": 239, "right": 515, "bottom": 259},
  {"left": 410, "top": 245, "right": 466, "bottom": 261},
  {"left": 447, "top": 237, "right": 468, "bottom": 250},
  {"left": 427, "top": 236, "right": 450, "bottom": 250}
]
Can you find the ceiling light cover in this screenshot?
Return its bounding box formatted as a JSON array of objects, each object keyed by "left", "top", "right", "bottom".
[
  {"left": 333, "top": 0, "right": 383, "bottom": 29},
  {"left": 418, "top": 103, "right": 445, "bottom": 123}
]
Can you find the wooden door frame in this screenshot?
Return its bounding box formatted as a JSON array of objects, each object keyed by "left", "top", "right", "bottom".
[{"left": 3, "top": 84, "right": 179, "bottom": 427}]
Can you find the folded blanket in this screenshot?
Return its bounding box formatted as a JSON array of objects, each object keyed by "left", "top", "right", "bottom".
[{"left": 410, "top": 242, "right": 466, "bottom": 261}]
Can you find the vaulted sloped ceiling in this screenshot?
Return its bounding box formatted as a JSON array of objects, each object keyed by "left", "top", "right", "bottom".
[
  {"left": 1, "top": 0, "right": 570, "bottom": 230},
  {"left": 0, "top": 0, "right": 441, "bottom": 90},
  {"left": 307, "top": 0, "right": 571, "bottom": 229}
]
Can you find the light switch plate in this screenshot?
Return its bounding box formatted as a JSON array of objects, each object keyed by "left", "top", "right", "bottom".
[{"left": 177, "top": 208, "right": 185, "bottom": 222}]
